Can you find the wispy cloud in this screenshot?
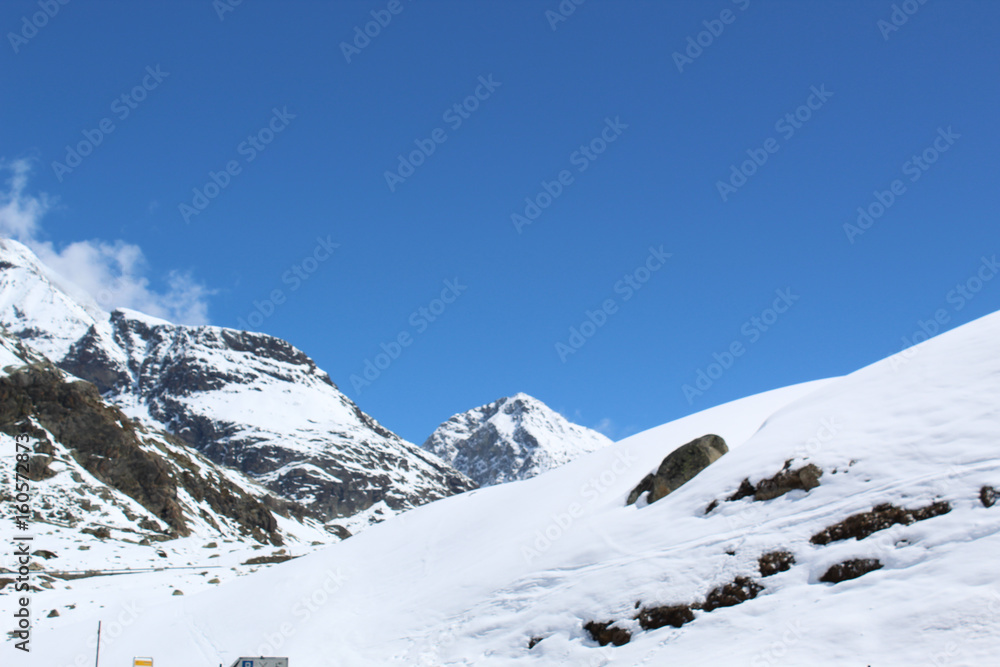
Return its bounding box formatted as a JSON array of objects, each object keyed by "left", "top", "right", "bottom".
[
  {"left": 592, "top": 417, "right": 615, "bottom": 437},
  {"left": 0, "top": 158, "right": 212, "bottom": 325}
]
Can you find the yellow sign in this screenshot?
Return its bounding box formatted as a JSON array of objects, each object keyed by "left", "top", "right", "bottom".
[{"left": 134, "top": 659, "right": 153, "bottom": 666}]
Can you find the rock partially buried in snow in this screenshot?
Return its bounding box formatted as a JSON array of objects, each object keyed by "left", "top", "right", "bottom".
[
  {"left": 819, "top": 558, "right": 883, "bottom": 584},
  {"left": 626, "top": 434, "right": 728, "bottom": 505},
  {"left": 699, "top": 576, "right": 763, "bottom": 611},
  {"left": 758, "top": 550, "right": 796, "bottom": 577},
  {"left": 753, "top": 462, "right": 823, "bottom": 501},
  {"left": 636, "top": 603, "right": 695, "bottom": 630},
  {"left": 583, "top": 620, "right": 632, "bottom": 647},
  {"left": 719, "top": 462, "right": 824, "bottom": 507},
  {"left": 809, "top": 501, "right": 951, "bottom": 545}
]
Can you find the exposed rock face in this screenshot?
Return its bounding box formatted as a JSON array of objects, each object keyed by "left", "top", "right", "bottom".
[
  {"left": 627, "top": 434, "right": 728, "bottom": 505},
  {"left": 422, "top": 393, "right": 611, "bottom": 487},
  {"left": 981, "top": 486, "right": 997, "bottom": 508},
  {"left": 1, "top": 362, "right": 186, "bottom": 535},
  {"left": 809, "top": 501, "right": 951, "bottom": 545},
  {"left": 0, "top": 239, "right": 475, "bottom": 526},
  {"left": 819, "top": 558, "right": 883, "bottom": 584},
  {"left": 0, "top": 354, "right": 287, "bottom": 544}
]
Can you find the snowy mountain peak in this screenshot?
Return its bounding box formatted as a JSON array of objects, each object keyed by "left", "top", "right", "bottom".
[
  {"left": 422, "top": 393, "right": 612, "bottom": 486},
  {"left": 0, "top": 238, "right": 113, "bottom": 363}
]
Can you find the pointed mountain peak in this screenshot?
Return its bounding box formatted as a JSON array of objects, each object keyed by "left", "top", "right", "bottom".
[{"left": 422, "top": 393, "right": 612, "bottom": 486}]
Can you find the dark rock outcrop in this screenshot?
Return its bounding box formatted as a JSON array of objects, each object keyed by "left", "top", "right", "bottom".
[
  {"left": 0, "top": 362, "right": 285, "bottom": 544},
  {"left": 758, "top": 550, "right": 795, "bottom": 577},
  {"left": 754, "top": 463, "right": 823, "bottom": 501},
  {"left": 242, "top": 553, "right": 296, "bottom": 566},
  {"left": 583, "top": 621, "right": 631, "bottom": 647},
  {"left": 700, "top": 576, "right": 763, "bottom": 612},
  {"left": 636, "top": 604, "right": 695, "bottom": 630},
  {"left": 810, "top": 501, "right": 951, "bottom": 545},
  {"left": 59, "top": 325, "right": 130, "bottom": 394},
  {"left": 981, "top": 486, "right": 997, "bottom": 508},
  {"left": 819, "top": 558, "right": 883, "bottom": 584},
  {"left": 722, "top": 462, "right": 823, "bottom": 506},
  {"left": 627, "top": 434, "right": 728, "bottom": 505},
  {"left": 0, "top": 363, "right": 187, "bottom": 535}
]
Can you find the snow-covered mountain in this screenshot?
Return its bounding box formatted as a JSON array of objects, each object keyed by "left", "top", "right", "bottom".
[
  {"left": 16, "top": 306, "right": 1000, "bottom": 667},
  {"left": 0, "top": 238, "right": 474, "bottom": 530},
  {"left": 422, "top": 392, "right": 612, "bottom": 486},
  {"left": 0, "top": 327, "right": 328, "bottom": 550}
]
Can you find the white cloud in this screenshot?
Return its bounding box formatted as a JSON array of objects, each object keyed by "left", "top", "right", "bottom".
[
  {"left": 0, "top": 158, "right": 212, "bottom": 325},
  {"left": 0, "top": 159, "right": 47, "bottom": 240}
]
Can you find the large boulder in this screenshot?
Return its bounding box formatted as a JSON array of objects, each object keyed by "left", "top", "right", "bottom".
[{"left": 627, "top": 434, "right": 728, "bottom": 506}]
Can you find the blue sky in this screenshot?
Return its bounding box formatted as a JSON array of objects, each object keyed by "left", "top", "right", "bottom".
[{"left": 1, "top": 0, "right": 998, "bottom": 443}]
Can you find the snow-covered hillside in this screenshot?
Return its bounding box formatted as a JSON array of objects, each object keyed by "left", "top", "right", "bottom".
[
  {"left": 8, "top": 253, "right": 1000, "bottom": 665},
  {"left": 0, "top": 328, "right": 331, "bottom": 545},
  {"left": 0, "top": 238, "right": 474, "bottom": 527},
  {"left": 15, "top": 309, "right": 1000, "bottom": 666},
  {"left": 423, "top": 393, "right": 613, "bottom": 486}
]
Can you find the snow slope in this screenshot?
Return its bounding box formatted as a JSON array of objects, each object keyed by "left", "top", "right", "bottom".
[
  {"left": 12, "top": 308, "right": 1000, "bottom": 666},
  {"left": 422, "top": 393, "right": 613, "bottom": 486}
]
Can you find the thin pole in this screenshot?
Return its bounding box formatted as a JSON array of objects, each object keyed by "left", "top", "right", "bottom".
[{"left": 94, "top": 621, "right": 101, "bottom": 667}]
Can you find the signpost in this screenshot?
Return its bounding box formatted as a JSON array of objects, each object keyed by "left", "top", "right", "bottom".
[{"left": 227, "top": 659, "right": 288, "bottom": 667}]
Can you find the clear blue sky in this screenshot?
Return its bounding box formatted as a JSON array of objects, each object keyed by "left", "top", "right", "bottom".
[{"left": 2, "top": 0, "right": 998, "bottom": 443}]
